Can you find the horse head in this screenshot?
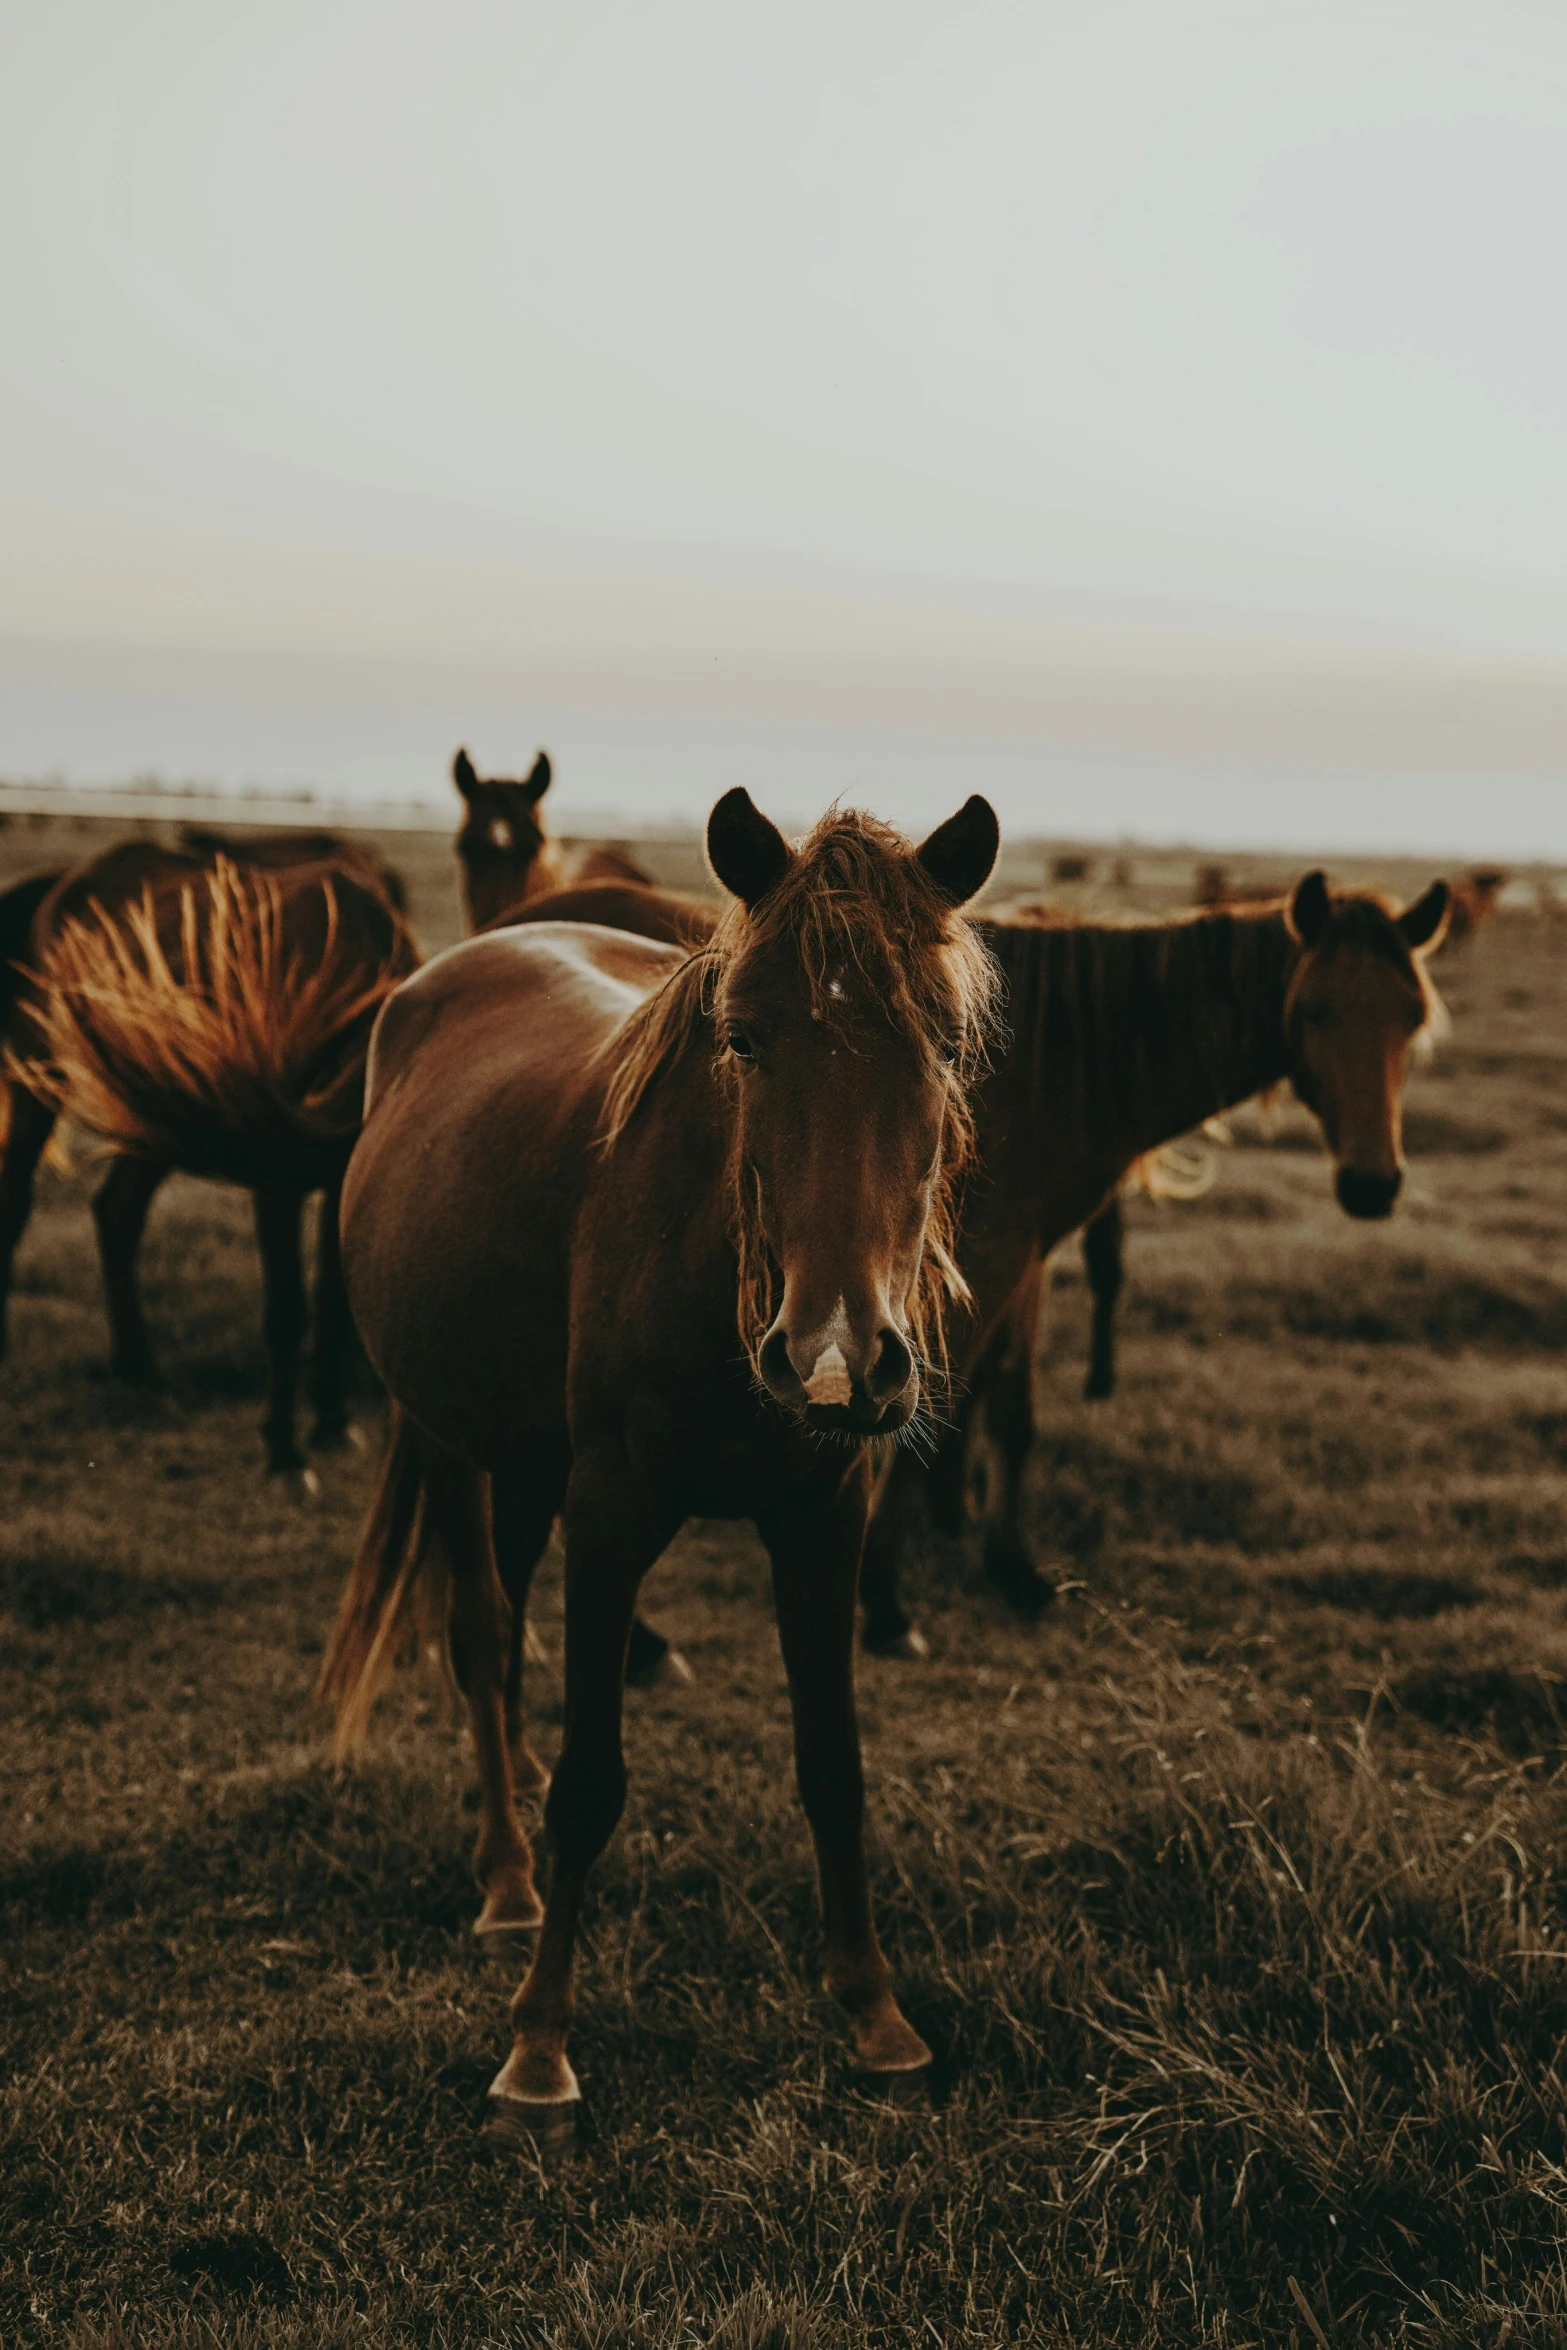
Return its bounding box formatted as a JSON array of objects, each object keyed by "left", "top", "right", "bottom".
[
  {"left": 706, "top": 788, "right": 1000, "bottom": 1437},
  {"left": 1283, "top": 871, "right": 1450, "bottom": 1219},
  {"left": 453, "top": 748, "right": 556, "bottom": 928}
]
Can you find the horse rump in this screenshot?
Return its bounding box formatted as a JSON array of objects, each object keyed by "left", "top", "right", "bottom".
[{"left": 15, "top": 857, "right": 415, "bottom": 1185}]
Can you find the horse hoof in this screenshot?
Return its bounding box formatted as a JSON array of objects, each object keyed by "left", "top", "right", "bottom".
[
  {"left": 473, "top": 1904, "right": 544, "bottom": 1944},
  {"left": 310, "top": 1419, "right": 365, "bottom": 1455},
  {"left": 865, "top": 1625, "right": 929, "bottom": 1661},
  {"left": 270, "top": 1464, "right": 322, "bottom": 1504},
  {"left": 482, "top": 2091, "right": 580, "bottom": 2160},
  {"left": 854, "top": 2063, "right": 932, "bottom": 2109},
  {"left": 627, "top": 1645, "right": 693, "bottom": 1691}
]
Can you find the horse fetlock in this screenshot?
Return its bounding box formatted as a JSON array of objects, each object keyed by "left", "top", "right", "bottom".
[
  {"left": 982, "top": 1529, "right": 1055, "bottom": 1619},
  {"left": 474, "top": 1868, "right": 545, "bottom": 1939}
]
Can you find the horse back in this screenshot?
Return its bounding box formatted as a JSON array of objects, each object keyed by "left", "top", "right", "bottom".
[{"left": 344, "top": 925, "right": 685, "bottom": 1459}]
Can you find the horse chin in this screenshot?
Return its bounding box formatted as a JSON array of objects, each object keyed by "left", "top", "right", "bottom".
[{"left": 801, "top": 1398, "right": 912, "bottom": 1442}]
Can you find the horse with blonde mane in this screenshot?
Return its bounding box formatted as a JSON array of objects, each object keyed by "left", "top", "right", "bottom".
[
  {"left": 857, "top": 869, "right": 1452, "bottom": 1652},
  {"left": 0, "top": 838, "right": 415, "bottom": 1474},
  {"left": 320, "top": 789, "right": 1000, "bottom": 2150}
]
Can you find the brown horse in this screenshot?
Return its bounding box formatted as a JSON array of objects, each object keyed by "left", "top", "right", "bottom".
[
  {"left": 0, "top": 841, "right": 415, "bottom": 1473},
  {"left": 1, "top": 829, "right": 408, "bottom": 1405},
  {"left": 453, "top": 749, "right": 652, "bottom": 928},
  {"left": 321, "top": 790, "right": 1000, "bottom": 2150},
  {"left": 857, "top": 871, "right": 1451, "bottom": 1652}
]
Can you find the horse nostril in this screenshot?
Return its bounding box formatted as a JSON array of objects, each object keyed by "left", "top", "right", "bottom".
[
  {"left": 865, "top": 1326, "right": 915, "bottom": 1404},
  {"left": 1336, "top": 1166, "right": 1402, "bottom": 1220},
  {"left": 757, "top": 1326, "right": 801, "bottom": 1402}
]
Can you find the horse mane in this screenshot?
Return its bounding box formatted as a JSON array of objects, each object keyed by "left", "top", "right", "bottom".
[
  {"left": 599, "top": 808, "right": 1001, "bottom": 1391},
  {"left": 15, "top": 858, "right": 417, "bottom": 1181},
  {"left": 986, "top": 886, "right": 1446, "bottom": 1128},
  {"left": 983, "top": 900, "right": 1298, "bottom": 1129}
]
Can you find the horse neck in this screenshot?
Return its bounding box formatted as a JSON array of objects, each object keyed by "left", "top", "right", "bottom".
[{"left": 988, "top": 905, "right": 1300, "bottom": 1172}]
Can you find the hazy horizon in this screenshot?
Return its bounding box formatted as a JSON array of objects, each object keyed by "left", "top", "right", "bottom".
[{"left": 6, "top": 3, "right": 1567, "bottom": 853}]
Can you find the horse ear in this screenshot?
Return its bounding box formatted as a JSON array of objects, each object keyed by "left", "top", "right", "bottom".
[
  {"left": 916, "top": 795, "right": 1000, "bottom": 906},
  {"left": 707, "top": 788, "right": 792, "bottom": 907},
  {"left": 524, "top": 751, "right": 552, "bottom": 806},
  {"left": 1287, "top": 870, "right": 1332, "bottom": 948},
  {"left": 453, "top": 749, "right": 479, "bottom": 801},
  {"left": 1397, "top": 878, "right": 1451, "bottom": 955}
]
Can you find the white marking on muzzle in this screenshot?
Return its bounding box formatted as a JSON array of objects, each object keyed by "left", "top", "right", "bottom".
[
  {"left": 802, "top": 1298, "right": 855, "bottom": 1406},
  {"left": 804, "top": 1343, "right": 853, "bottom": 1407}
]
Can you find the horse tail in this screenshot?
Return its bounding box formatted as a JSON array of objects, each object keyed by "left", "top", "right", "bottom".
[
  {"left": 317, "top": 1404, "right": 446, "bottom": 1758},
  {"left": 18, "top": 859, "right": 415, "bottom": 1181}
]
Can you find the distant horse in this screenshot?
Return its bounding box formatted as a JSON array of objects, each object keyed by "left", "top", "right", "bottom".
[
  {"left": 0, "top": 842, "right": 416, "bottom": 1473},
  {"left": 453, "top": 749, "right": 653, "bottom": 928},
  {"left": 858, "top": 871, "right": 1452, "bottom": 1653},
  {"left": 321, "top": 790, "right": 1000, "bottom": 2148},
  {"left": 1442, "top": 868, "right": 1507, "bottom": 950}
]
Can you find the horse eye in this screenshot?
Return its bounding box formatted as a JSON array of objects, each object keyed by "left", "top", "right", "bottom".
[{"left": 727, "top": 1028, "right": 756, "bottom": 1064}]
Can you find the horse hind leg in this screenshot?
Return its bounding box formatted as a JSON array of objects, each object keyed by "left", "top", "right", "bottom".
[
  {"left": 0, "top": 1082, "right": 58, "bottom": 1363},
  {"left": 306, "top": 1178, "right": 354, "bottom": 1451},
  {"left": 487, "top": 1454, "right": 675, "bottom": 2157},
  {"left": 92, "top": 1154, "right": 168, "bottom": 1385},
  {"left": 1082, "top": 1195, "right": 1125, "bottom": 1401},
  {"left": 978, "top": 1284, "right": 1054, "bottom": 1619},
  {"left": 490, "top": 1457, "right": 570, "bottom": 1806},
  {"left": 253, "top": 1184, "right": 310, "bottom": 1480},
  {"left": 428, "top": 1449, "right": 546, "bottom": 1944}
]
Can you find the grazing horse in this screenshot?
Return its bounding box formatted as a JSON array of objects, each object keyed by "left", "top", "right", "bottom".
[
  {"left": 857, "top": 871, "right": 1452, "bottom": 1653},
  {"left": 453, "top": 749, "right": 652, "bottom": 928},
  {"left": 0, "top": 842, "right": 416, "bottom": 1473},
  {"left": 321, "top": 791, "right": 1000, "bottom": 2150}
]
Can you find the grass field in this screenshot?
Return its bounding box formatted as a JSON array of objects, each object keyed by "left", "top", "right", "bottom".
[{"left": 5, "top": 816, "right": 1567, "bottom": 2345}]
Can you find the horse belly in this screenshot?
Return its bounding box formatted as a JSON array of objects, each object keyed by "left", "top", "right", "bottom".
[{"left": 342, "top": 1069, "right": 575, "bottom": 1466}]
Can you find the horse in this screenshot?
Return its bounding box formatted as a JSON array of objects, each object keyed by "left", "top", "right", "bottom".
[
  {"left": 1442, "top": 868, "right": 1507, "bottom": 950},
  {"left": 0, "top": 841, "right": 416, "bottom": 1474},
  {"left": 1, "top": 829, "right": 408, "bottom": 1402},
  {"left": 320, "top": 789, "right": 1000, "bottom": 2151},
  {"left": 452, "top": 749, "right": 653, "bottom": 928},
  {"left": 856, "top": 870, "right": 1452, "bottom": 1654}
]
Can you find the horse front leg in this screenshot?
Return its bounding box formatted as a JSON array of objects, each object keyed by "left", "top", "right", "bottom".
[
  {"left": 92, "top": 1153, "right": 168, "bottom": 1384},
  {"left": 1082, "top": 1194, "right": 1125, "bottom": 1401},
  {"left": 763, "top": 1457, "right": 932, "bottom": 2097},
  {"left": 252, "top": 1185, "right": 309, "bottom": 1477},
  {"left": 0, "top": 1082, "right": 57, "bottom": 1363},
  {"left": 486, "top": 1453, "right": 674, "bottom": 2158}
]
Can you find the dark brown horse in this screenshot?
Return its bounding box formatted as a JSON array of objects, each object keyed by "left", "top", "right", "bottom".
[
  {"left": 0, "top": 841, "right": 415, "bottom": 1474},
  {"left": 453, "top": 750, "right": 652, "bottom": 928},
  {"left": 321, "top": 791, "right": 1000, "bottom": 2149},
  {"left": 857, "top": 871, "right": 1452, "bottom": 1652}
]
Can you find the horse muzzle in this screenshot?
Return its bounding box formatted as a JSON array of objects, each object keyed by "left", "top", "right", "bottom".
[
  {"left": 758, "top": 1318, "right": 919, "bottom": 1434},
  {"left": 1336, "top": 1165, "right": 1402, "bottom": 1220}
]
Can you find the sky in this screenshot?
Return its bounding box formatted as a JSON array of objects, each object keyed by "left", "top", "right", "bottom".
[{"left": 4, "top": 1, "right": 1567, "bottom": 852}]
